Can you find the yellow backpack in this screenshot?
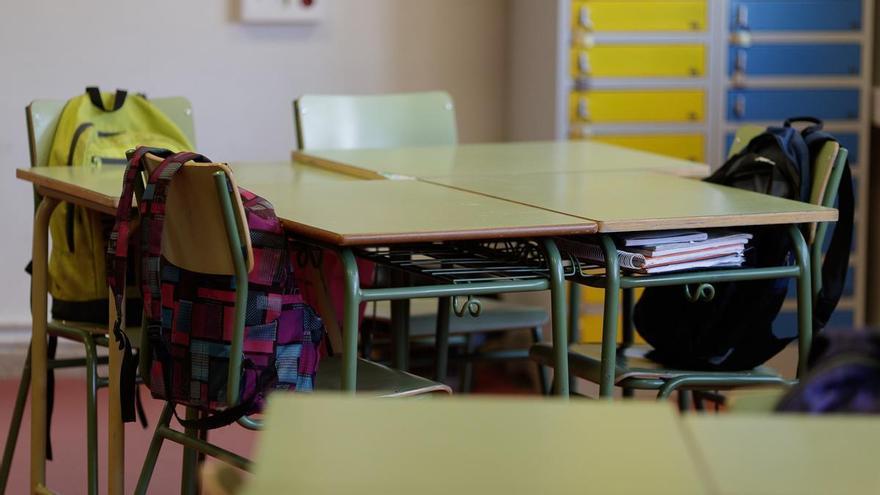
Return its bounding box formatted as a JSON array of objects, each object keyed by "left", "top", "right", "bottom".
[{"left": 47, "top": 87, "right": 193, "bottom": 322}]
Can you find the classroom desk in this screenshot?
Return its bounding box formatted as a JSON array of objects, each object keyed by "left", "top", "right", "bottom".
[
  {"left": 428, "top": 170, "right": 836, "bottom": 397},
  {"left": 16, "top": 162, "right": 594, "bottom": 495},
  {"left": 293, "top": 140, "right": 710, "bottom": 179},
  {"left": 240, "top": 395, "right": 709, "bottom": 495},
  {"left": 427, "top": 170, "right": 838, "bottom": 232},
  {"left": 683, "top": 415, "right": 880, "bottom": 495}
]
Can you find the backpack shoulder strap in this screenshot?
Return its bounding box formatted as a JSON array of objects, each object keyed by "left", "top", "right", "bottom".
[
  {"left": 808, "top": 138, "right": 855, "bottom": 331},
  {"left": 136, "top": 150, "right": 210, "bottom": 318},
  {"left": 106, "top": 146, "right": 174, "bottom": 423}
]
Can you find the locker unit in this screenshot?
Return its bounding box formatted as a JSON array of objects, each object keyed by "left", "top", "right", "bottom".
[
  {"left": 724, "top": 0, "right": 871, "bottom": 337},
  {"left": 507, "top": 0, "right": 873, "bottom": 342},
  {"left": 568, "top": 0, "right": 711, "bottom": 342}
]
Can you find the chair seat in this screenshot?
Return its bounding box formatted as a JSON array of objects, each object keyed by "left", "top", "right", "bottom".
[
  {"left": 369, "top": 298, "right": 548, "bottom": 337},
  {"left": 48, "top": 320, "right": 107, "bottom": 335},
  {"left": 530, "top": 343, "right": 779, "bottom": 385},
  {"left": 315, "top": 356, "right": 451, "bottom": 397}
]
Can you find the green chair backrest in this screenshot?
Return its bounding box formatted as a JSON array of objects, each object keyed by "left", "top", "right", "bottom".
[
  {"left": 293, "top": 92, "right": 457, "bottom": 150},
  {"left": 26, "top": 96, "right": 196, "bottom": 168},
  {"left": 726, "top": 125, "right": 764, "bottom": 159}
]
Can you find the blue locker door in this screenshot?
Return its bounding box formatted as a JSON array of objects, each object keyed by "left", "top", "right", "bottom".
[
  {"left": 837, "top": 134, "right": 860, "bottom": 164},
  {"left": 728, "top": 44, "right": 861, "bottom": 77},
  {"left": 730, "top": 0, "right": 862, "bottom": 32},
  {"left": 727, "top": 89, "right": 860, "bottom": 121},
  {"left": 773, "top": 309, "right": 854, "bottom": 339},
  {"left": 785, "top": 267, "right": 855, "bottom": 301}
]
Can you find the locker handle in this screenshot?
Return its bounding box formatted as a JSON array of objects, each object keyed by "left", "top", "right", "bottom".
[
  {"left": 578, "top": 5, "right": 593, "bottom": 30},
  {"left": 734, "top": 49, "right": 747, "bottom": 73},
  {"left": 577, "top": 97, "right": 591, "bottom": 121},
  {"left": 735, "top": 4, "right": 749, "bottom": 30},
  {"left": 733, "top": 94, "right": 746, "bottom": 119},
  {"left": 578, "top": 52, "right": 591, "bottom": 75}
]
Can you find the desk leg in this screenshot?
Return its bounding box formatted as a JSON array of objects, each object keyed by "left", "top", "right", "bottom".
[
  {"left": 568, "top": 283, "right": 581, "bottom": 345},
  {"left": 340, "top": 249, "right": 361, "bottom": 393},
  {"left": 543, "top": 239, "right": 569, "bottom": 398},
  {"left": 30, "top": 197, "right": 57, "bottom": 493},
  {"left": 390, "top": 270, "right": 410, "bottom": 371},
  {"left": 108, "top": 292, "right": 124, "bottom": 494},
  {"left": 789, "top": 225, "right": 812, "bottom": 378},
  {"left": 599, "top": 235, "right": 620, "bottom": 399},
  {"left": 567, "top": 283, "right": 580, "bottom": 393},
  {"left": 434, "top": 297, "right": 451, "bottom": 382},
  {"left": 621, "top": 289, "right": 635, "bottom": 399}
]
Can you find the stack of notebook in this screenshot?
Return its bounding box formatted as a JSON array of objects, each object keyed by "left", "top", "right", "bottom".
[{"left": 559, "top": 230, "right": 751, "bottom": 274}]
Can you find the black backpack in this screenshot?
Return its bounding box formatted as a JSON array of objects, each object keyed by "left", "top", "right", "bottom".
[{"left": 633, "top": 117, "right": 854, "bottom": 371}]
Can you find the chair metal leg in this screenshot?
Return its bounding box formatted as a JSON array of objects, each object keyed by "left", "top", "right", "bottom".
[
  {"left": 460, "top": 334, "right": 478, "bottom": 394},
  {"left": 181, "top": 407, "right": 200, "bottom": 495},
  {"left": 135, "top": 402, "right": 175, "bottom": 495},
  {"left": 677, "top": 390, "right": 691, "bottom": 412},
  {"left": 530, "top": 326, "right": 549, "bottom": 396},
  {"left": 84, "top": 336, "right": 99, "bottom": 495},
  {"left": 656, "top": 375, "right": 790, "bottom": 400},
  {"left": 434, "top": 297, "right": 451, "bottom": 382},
  {"left": 0, "top": 348, "right": 32, "bottom": 493}
]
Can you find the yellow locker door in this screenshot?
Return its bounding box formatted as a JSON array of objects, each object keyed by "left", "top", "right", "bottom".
[
  {"left": 591, "top": 134, "right": 705, "bottom": 162},
  {"left": 578, "top": 287, "right": 646, "bottom": 344},
  {"left": 570, "top": 44, "right": 706, "bottom": 78},
  {"left": 569, "top": 90, "right": 705, "bottom": 123},
  {"left": 571, "top": 0, "right": 707, "bottom": 32}
]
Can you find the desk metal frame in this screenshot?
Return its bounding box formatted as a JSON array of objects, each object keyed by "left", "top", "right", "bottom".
[
  {"left": 566, "top": 225, "right": 812, "bottom": 398},
  {"left": 24, "top": 185, "right": 573, "bottom": 495}
]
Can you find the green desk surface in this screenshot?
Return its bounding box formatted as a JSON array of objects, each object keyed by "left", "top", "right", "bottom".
[
  {"left": 16, "top": 161, "right": 355, "bottom": 213},
  {"left": 294, "top": 140, "right": 710, "bottom": 179},
  {"left": 684, "top": 415, "right": 880, "bottom": 495},
  {"left": 241, "top": 395, "right": 708, "bottom": 495},
  {"left": 17, "top": 164, "right": 596, "bottom": 245},
  {"left": 428, "top": 171, "right": 838, "bottom": 232}
]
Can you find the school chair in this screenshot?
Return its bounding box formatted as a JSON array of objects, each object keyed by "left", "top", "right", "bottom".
[
  {"left": 0, "top": 97, "right": 196, "bottom": 495},
  {"left": 530, "top": 128, "right": 848, "bottom": 402},
  {"left": 133, "top": 152, "right": 449, "bottom": 495},
  {"left": 293, "top": 92, "right": 551, "bottom": 392}
]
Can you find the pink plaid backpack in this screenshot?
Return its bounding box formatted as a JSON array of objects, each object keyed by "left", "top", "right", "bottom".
[{"left": 108, "top": 148, "right": 324, "bottom": 427}]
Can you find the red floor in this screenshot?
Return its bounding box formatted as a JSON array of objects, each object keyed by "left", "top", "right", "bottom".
[{"left": 0, "top": 377, "right": 256, "bottom": 495}]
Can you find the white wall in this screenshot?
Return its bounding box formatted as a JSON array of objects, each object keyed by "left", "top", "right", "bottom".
[{"left": 0, "top": 0, "right": 508, "bottom": 325}]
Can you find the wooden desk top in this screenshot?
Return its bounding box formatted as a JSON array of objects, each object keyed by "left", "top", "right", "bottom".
[
  {"left": 241, "top": 395, "right": 708, "bottom": 495},
  {"left": 428, "top": 171, "right": 838, "bottom": 232},
  {"left": 294, "top": 140, "right": 710, "bottom": 180},
  {"left": 17, "top": 164, "right": 596, "bottom": 245},
  {"left": 684, "top": 415, "right": 880, "bottom": 495}
]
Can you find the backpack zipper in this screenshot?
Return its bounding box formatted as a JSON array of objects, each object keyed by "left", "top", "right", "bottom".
[{"left": 64, "top": 122, "right": 95, "bottom": 252}]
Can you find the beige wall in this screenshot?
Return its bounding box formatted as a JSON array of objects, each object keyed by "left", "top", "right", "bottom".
[{"left": 0, "top": 0, "right": 508, "bottom": 324}]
